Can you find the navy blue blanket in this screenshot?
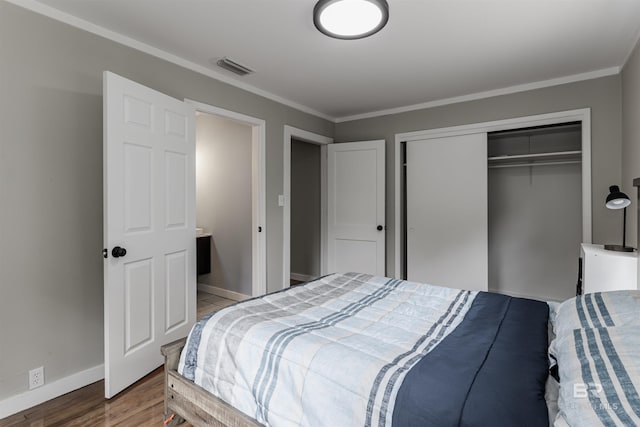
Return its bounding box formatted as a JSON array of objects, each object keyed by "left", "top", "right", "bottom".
[{"left": 393, "top": 292, "right": 549, "bottom": 427}]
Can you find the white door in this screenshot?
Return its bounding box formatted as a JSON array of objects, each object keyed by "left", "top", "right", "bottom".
[
  {"left": 327, "top": 140, "right": 385, "bottom": 276},
  {"left": 406, "top": 133, "right": 488, "bottom": 291},
  {"left": 103, "top": 71, "right": 196, "bottom": 398}
]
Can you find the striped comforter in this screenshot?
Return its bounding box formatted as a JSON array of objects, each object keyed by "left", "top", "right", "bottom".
[
  {"left": 551, "top": 291, "right": 640, "bottom": 426},
  {"left": 178, "top": 273, "right": 477, "bottom": 427}
]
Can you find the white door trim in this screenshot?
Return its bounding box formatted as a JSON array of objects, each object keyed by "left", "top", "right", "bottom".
[
  {"left": 283, "top": 125, "right": 333, "bottom": 289},
  {"left": 186, "top": 99, "right": 267, "bottom": 297},
  {"left": 394, "top": 108, "right": 592, "bottom": 279}
]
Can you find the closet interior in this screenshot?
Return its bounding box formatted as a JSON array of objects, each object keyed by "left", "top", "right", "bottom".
[
  {"left": 403, "top": 121, "right": 583, "bottom": 302},
  {"left": 488, "top": 122, "right": 582, "bottom": 301}
]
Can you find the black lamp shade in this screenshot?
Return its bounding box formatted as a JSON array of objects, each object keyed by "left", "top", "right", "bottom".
[
  {"left": 605, "top": 185, "right": 630, "bottom": 210},
  {"left": 604, "top": 184, "right": 634, "bottom": 252}
]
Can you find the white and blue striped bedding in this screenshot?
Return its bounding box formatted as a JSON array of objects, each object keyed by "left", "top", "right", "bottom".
[
  {"left": 178, "top": 272, "right": 477, "bottom": 427},
  {"left": 553, "top": 291, "right": 640, "bottom": 337},
  {"left": 551, "top": 291, "right": 640, "bottom": 427}
]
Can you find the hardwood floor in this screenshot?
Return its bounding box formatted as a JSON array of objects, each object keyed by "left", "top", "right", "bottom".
[
  {"left": 0, "top": 367, "right": 169, "bottom": 427},
  {"left": 0, "top": 292, "right": 234, "bottom": 427}
]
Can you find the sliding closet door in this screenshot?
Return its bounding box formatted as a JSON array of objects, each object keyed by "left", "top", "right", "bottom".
[{"left": 406, "top": 133, "right": 488, "bottom": 291}]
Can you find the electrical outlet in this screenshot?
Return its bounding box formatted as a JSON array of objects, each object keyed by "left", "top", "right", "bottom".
[{"left": 29, "top": 366, "right": 44, "bottom": 390}]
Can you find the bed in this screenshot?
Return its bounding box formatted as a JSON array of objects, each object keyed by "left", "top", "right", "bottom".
[{"left": 161, "top": 272, "right": 552, "bottom": 426}]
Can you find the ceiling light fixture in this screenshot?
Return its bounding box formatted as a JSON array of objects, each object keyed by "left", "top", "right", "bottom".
[{"left": 314, "top": 0, "right": 389, "bottom": 40}]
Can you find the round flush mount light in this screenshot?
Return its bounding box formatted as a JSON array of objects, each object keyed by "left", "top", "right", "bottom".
[{"left": 314, "top": 0, "right": 389, "bottom": 40}]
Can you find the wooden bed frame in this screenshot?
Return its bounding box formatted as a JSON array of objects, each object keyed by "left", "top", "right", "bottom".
[{"left": 161, "top": 338, "right": 263, "bottom": 427}]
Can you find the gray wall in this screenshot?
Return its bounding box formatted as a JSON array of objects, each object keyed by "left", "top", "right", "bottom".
[
  {"left": 489, "top": 164, "right": 582, "bottom": 302},
  {"left": 335, "top": 76, "right": 623, "bottom": 276},
  {"left": 196, "top": 114, "right": 253, "bottom": 296},
  {"left": 622, "top": 37, "right": 640, "bottom": 248},
  {"left": 290, "top": 139, "right": 321, "bottom": 278},
  {"left": 0, "top": 2, "right": 333, "bottom": 402}
]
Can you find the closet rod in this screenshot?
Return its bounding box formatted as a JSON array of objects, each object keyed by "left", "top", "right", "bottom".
[
  {"left": 488, "top": 150, "right": 581, "bottom": 162},
  {"left": 488, "top": 160, "right": 581, "bottom": 169}
]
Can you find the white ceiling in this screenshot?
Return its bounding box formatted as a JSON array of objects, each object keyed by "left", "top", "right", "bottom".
[{"left": 23, "top": 0, "right": 640, "bottom": 121}]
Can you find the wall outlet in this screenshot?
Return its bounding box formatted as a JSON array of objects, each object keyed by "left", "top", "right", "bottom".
[{"left": 28, "top": 366, "right": 44, "bottom": 390}]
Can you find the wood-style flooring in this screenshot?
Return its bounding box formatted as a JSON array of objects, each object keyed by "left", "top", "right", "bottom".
[{"left": 0, "top": 292, "right": 235, "bottom": 427}]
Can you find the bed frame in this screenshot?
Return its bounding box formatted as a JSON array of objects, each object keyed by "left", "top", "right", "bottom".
[{"left": 161, "top": 338, "right": 263, "bottom": 427}]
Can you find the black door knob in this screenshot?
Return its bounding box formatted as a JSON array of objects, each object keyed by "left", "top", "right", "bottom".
[
  {"left": 112, "top": 246, "right": 127, "bottom": 258},
  {"left": 377, "top": 225, "right": 384, "bottom": 231}
]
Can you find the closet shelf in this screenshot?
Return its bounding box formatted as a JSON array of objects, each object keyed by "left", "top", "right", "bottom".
[
  {"left": 488, "top": 150, "right": 581, "bottom": 167},
  {"left": 489, "top": 160, "right": 581, "bottom": 169}
]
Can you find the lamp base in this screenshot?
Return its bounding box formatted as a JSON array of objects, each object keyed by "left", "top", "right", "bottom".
[{"left": 604, "top": 244, "right": 635, "bottom": 252}]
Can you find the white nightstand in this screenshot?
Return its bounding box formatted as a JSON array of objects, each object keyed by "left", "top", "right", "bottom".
[{"left": 580, "top": 243, "right": 638, "bottom": 294}]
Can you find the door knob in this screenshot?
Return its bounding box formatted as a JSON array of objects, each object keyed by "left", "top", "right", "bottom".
[
  {"left": 112, "top": 246, "right": 127, "bottom": 258},
  {"left": 377, "top": 225, "right": 384, "bottom": 231}
]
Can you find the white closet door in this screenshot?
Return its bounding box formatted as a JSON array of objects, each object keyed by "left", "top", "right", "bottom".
[
  {"left": 327, "top": 140, "right": 385, "bottom": 276},
  {"left": 406, "top": 133, "right": 488, "bottom": 291}
]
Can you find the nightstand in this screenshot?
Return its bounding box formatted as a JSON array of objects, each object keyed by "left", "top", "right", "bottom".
[{"left": 579, "top": 243, "right": 637, "bottom": 294}]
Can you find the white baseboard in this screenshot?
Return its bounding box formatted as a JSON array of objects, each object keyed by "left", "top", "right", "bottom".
[
  {"left": 197, "top": 283, "right": 250, "bottom": 301},
  {"left": 290, "top": 272, "right": 315, "bottom": 282},
  {"left": 0, "top": 364, "right": 104, "bottom": 420}
]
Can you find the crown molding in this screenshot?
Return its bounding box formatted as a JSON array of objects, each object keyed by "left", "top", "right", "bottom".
[
  {"left": 4, "top": 0, "right": 336, "bottom": 122},
  {"left": 4, "top": 0, "right": 629, "bottom": 125},
  {"left": 335, "top": 67, "right": 620, "bottom": 123}
]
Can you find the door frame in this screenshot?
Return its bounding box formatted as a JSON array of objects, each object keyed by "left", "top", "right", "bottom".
[
  {"left": 283, "top": 126, "right": 333, "bottom": 289},
  {"left": 187, "top": 99, "right": 267, "bottom": 297},
  {"left": 394, "top": 108, "right": 592, "bottom": 279}
]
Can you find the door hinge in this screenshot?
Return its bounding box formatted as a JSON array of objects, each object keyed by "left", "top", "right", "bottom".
[
  {"left": 258, "top": 226, "right": 263, "bottom": 232},
  {"left": 102, "top": 248, "right": 108, "bottom": 259}
]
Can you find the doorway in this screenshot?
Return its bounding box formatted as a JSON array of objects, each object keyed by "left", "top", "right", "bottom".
[
  {"left": 283, "top": 126, "right": 332, "bottom": 289},
  {"left": 191, "top": 101, "right": 266, "bottom": 299},
  {"left": 102, "top": 74, "right": 266, "bottom": 399},
  {"left": 290, "top": 139, "right": 322, "bottom": 285}
]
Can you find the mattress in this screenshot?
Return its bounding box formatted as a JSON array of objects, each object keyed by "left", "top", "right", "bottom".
[{"left": 179, "top": 272, "right": 550, "bottom": 427}]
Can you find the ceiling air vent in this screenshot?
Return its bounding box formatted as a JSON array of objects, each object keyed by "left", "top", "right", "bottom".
[{"left": 216, "top": 57, "right": 254, "bottom": 76}]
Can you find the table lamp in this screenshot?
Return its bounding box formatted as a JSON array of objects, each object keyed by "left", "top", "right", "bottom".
[{"left": 604, "top": 185, "right": 634, "bottom": 252}]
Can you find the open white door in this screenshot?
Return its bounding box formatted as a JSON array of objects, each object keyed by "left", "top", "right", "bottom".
[
  {"left": 103, "top": 71, "right": 196, "bottom": 398},
  {"left": 327, "top": 140, "right": 385, "bottom": 276},
  {"left": 406, "top": 133, "right": 488, "bottom": 291}
]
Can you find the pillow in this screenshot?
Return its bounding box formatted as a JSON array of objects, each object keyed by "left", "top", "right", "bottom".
[
  {"left": 553, "top": 291, "right": 640, "bottom": 339},
  {"left": 553, "top": 324, "right": 640, "bottom": 426}
]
